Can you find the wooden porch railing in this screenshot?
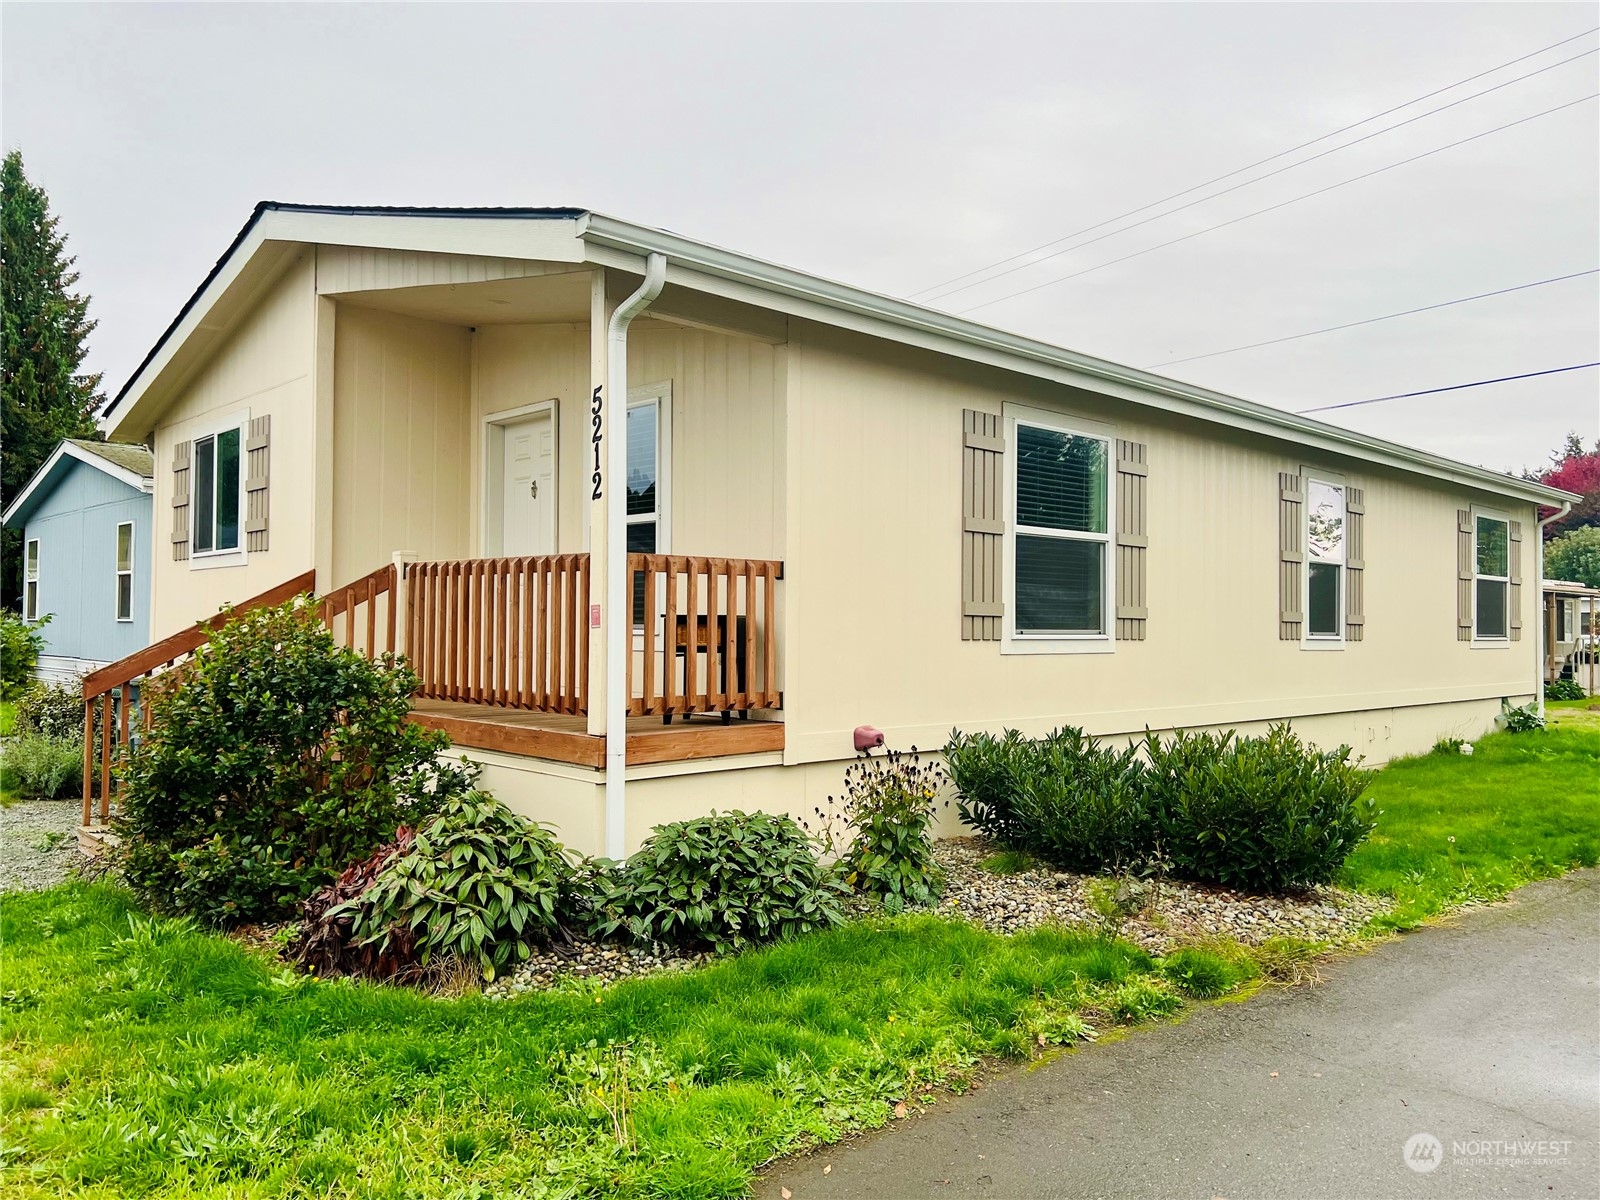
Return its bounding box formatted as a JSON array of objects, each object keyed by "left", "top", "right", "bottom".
[
  {"left": 80, "top": 569, "right": 318, "bottom": 827},
  {"left": 628, "top": 554, "right": 782, "bottom": 721},
  {"left": 322, "top": 562, "right": 399, "bottom": 659},
  {"left": 405, "top": 555, "right": 590, "bottom": 715}
]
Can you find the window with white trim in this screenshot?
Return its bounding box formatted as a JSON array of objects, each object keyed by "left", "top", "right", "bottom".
[
  {"left": 1474, "top": 514, "right": 1510, "bottom": 639},
  {"left": 192, "top": 426, "right": 243, "bottom": 555},
  {"left": 24, "top": 538, "right": 40, "bottom": 620},
  {"left": 1305, "top": 477, "right": 1345, "bottom": 640},
  {"left": 116, "top": 522, "right": 135, "bottom": 622},
  {"left": 1009, "top": 416, "right": 1111, "bottom": 637},
  {"left": 626, "top": 396, "right": 663, "bottom": 625}
]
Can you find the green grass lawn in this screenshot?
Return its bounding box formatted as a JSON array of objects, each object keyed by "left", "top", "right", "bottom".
[
  {"left": 1342, "top": 725, "right": 1600, "bottom": 930},
  {"left": 0, "top": 698, "right": 16, "bottom": 738},
  {"left": 0, "top": 886, "right": 1227, "bottom": 1200}
]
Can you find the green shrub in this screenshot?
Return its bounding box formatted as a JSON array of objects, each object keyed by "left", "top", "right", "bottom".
[
  {"left": 116, "top": 598, "right": 473, "bottom": 925},
  {"left": 0, "top": 612, "right": 48, "bottom": 699},
  {"left": 348, "top": 792, "right": 581, "bottom": 981},
  {"left": 1545, "top": 677, "right": 1585, "bottom": 702},
  {"left": 1430, "top": 736, "right": 1466, "bottom": 756},
  {"left": 0, "top": 732, "right": 81, "bottom": 800},
  {"left": 1144, "top": 725, "right": 1377, "bottom": 892},
  {"left": 14, "top": 678, "right": 84, "bottom": 740},
  {"left": 1502, "top": 702, "right": 1546, "bottom": 733},
  {"left": 944, "top": 728, "right": 1038, "bottom": 846},
  {"left": 590, "top": 810, "right": 844, "bottom": 954},
  {"left": 819, "top": 747, "right": 945, "bottom": 906}
]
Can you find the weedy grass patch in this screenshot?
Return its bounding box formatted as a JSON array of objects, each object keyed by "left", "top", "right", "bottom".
[
  {"left": 1342, "top": 725, "right": 1600, "bottom": 931},
  {"left": 2, "top": 884, "right": 1186, "bottom": 1199}
]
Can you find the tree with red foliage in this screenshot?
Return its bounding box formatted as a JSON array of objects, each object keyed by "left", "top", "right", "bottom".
[{"left": 1532, "top": 433, "right": 1600, "bottom": 537}]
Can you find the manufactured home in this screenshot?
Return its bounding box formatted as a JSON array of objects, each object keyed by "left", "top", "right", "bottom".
[
  {"left": 83, "top": 203, "right": 1579, "bottom": 855},
  {"left": 4, "top": 439, "right": 153, "bottom": 682}
]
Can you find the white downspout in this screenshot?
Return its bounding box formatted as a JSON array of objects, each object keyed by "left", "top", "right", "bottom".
[
  {"left": 1535, "top": 500, "right": 1572, "bottom": 722},
  {"left": 604, "top": 253, "right": 667, "bottom": 859}
]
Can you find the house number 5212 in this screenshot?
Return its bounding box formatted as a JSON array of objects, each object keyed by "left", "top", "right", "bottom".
[{"left": 590, "top": 386, "right": 603, "bottom": 501}]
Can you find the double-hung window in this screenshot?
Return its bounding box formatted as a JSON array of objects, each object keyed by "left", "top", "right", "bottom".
[
  {"left": 116, "top": 522, "right": 135, "bottom": 622},
  {"left": 1305, "top": 477, "right": 1345, "bottom": 641},
  {"left": 625, "top": 391, "right": 670, "bottom": 625},
  {"left": 192, "top": 426, "right": 242, "bottom": 556},
  {"left": 1473, "top": 514, "right": 1510, "bottom": 639},
  {"left": 23, "top": 539, "right": 40, "bottom": 620},
  {"left": 1008, "top": 412, "right": 1112, "bottom": 641}
]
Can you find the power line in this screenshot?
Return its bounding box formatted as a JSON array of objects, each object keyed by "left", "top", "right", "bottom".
[
  {"left": 908, "top": 25, "right": 1600, "bottom": 300},
  {"left": 955, "top": 93, "right": 1600, "bottom": 315},
  {"left": 921, "top": 47, "right": 1598, "bottom": 304},
  {"left": 1299, "top": 363, "right": 1600, "bottom": 413},
  {"left": 1151, "top": 270, "right": 1600, "bottom": 368}
]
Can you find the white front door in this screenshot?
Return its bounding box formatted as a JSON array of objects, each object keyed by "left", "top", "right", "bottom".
[{"left": 500, "top": 412, "right": 555, "bottom": 556}]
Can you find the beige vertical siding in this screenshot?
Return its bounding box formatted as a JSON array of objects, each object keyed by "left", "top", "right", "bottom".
[
  {"left": 316, "top": 246, "right": 576, "bottom": 294},
  {"left": 331, "top": 305, "right": 472, "bottom": 582},
  {"left": 148, "top": 255, "right": 317, "bottom": 639},
  {"left": 782, "top": 320, "right": 1537, "bottom": 765}
]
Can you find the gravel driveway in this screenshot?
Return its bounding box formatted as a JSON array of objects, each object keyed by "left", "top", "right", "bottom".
[{"left": 1, "top": 800, "right": 83, "bottom": 892}]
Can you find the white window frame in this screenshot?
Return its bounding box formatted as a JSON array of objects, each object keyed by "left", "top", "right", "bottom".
[
  {"left": 626, "top": 382, "right": 672, "bottom": 636},
  {"left": 1301, "top": 470, "right": 1347, "bottom": 651},
  {"left": 1471, "top": 505, "right": 1512, "bottom": 647},
  {"left": 187, "top": 413, "right": 249, "bottom": 569},
  {"left": 115, "top": 521, "right": 135, "bottom": 623},
  {"left": 23, "top": 537, "right": 40, "bottom": 620},
  {"left": 1001, "top": 403, "right": 1116, "bottom": 656}
]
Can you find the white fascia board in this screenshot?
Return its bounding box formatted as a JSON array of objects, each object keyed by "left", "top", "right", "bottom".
[
  {"left": 579, "top": 214, "right": 1577, "bottom": 508},
  {"left": 2, "top": 441, "right": 150, "bottom": 526}
]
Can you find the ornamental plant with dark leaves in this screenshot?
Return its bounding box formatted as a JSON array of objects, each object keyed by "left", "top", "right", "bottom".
[
  {"left": 346, "top": 791, "right": 582, "bottom": 981},
  {"left": 116, "top": 598, "right": 473, "bottom": 925},
  {"left": 588, "top": 810, "right": 845, "bottom": 954},
  {"left": 813, "top": 747, "right": 947, "bottom": 906}
]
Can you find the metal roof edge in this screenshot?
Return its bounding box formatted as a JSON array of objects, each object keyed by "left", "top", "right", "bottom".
[{"left": 3, "top": 440, "right": 152, "bottom": 527}]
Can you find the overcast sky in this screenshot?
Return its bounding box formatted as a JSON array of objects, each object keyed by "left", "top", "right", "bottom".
[{"left": 4, "top": 2, "right": 1597, "bottom": 475}]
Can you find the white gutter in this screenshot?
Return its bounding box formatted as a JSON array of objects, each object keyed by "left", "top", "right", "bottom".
[
  {"left": 1535, "top": 501, "right": 1573, "bottom": 722},
  {"left": 604, "top": 252, "right": 667, "bottom": 859}
]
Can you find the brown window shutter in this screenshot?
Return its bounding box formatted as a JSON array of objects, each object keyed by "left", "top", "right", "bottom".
[
  {"left": 961, "top": 409, "right": 1004, "bottom": 641},
  {"left": 1456, "top": 509, "right": 1474, "bottom": 641},
  {"left": 1115, "top": 440, "right": 1148, "bottom": 640},
  {"left": 245, "top": 414, "right": 271, "bottom": 552},
  {"left": 1344, "top": 486, "right": 1365, "bottom": 641},
  {"left": 1278, "top": 472, "right": 1303, "bottom": 640},
  {"left": 171, "top": 440, "right": 191, "bottom": 561},
  {"left": 1508, "top": 519, "right": 1522, "bottom": 641}
]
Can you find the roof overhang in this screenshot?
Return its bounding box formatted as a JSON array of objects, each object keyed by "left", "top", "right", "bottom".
[
  {"left": 105, "top": 204, "right": 1579, "bottom": 509},
  {"left": 3, "top": 440, "right": 154, "bottom": 528}
]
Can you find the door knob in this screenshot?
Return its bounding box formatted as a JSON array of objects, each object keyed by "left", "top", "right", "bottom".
[{"left": 530, "top": 480, "right": 538, "bottom": 498}]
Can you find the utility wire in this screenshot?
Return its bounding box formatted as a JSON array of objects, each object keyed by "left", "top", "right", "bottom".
[
  {"left": 1299, "top": 363, "right": 1600, "bottom": 413},
  {"left": 1151, "top": 270, "right": 1600, "bottom": 368},
  {"left": 955, "top": 93, "right": 1600, "bottom": 315},
  {"left": 909, "top": 25, "right": 1600, "bottom": 300},
  {"left": 918, "top": 48, "right": 1598, "bottom": 305}
]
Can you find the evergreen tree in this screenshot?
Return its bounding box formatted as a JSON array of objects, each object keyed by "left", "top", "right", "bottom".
[{"left": 2, "top": 149, "right": 105, "bottom": 607}]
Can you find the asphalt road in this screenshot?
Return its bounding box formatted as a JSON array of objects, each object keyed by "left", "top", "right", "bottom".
[{"left": 758, "top": 871, "right": 1600, "bottom": 1200}]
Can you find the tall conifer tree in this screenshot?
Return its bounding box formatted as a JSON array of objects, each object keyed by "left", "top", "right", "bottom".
[{"left": 2, "top": 150, "right": 105, "bottom": 606}]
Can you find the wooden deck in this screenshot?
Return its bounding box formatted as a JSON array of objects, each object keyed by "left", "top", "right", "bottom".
[{"left": 408, "top": 699, "right": 784, "bottom": 768}]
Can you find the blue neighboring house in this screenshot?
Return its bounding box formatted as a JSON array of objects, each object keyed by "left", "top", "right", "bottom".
[{"left": 4, "top": 439, "right": 154, "bottom": 682}]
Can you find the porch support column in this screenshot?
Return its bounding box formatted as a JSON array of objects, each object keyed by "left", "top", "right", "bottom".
[{"left": 600, "top": 255, "right": 666, "bottom": 859}]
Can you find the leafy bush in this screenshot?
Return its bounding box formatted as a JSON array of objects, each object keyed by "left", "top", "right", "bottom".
[
  {"left": 1545, "top": 677, "right": 1586, "bottom": 701},
  {"left": 14, "top": 677, "right": 84, "bottom": 740},
  {"left": 590, "top": 811, "right": 844, "bottom": 954},
  {"left": 349, "top": 792, "right": 581, "bottom": 981},
  {"left": 1430, "top": 736, "right": 1466, "bottom": 756},
  {"left": 0, "top": 732, "right": 80, "bottom": 800},
  {"left": 944, "top": 728, "right": 1039, "bottom": 847},
  {"left": 0, "top": 612, "right": 48, "bottom": 699},
  {"left": 291, "top": 829, "right": 418, "bottom": 980},
  {"left": 1143, "top": 725, "right": 1377, "bottom": 891},
  {"left": 1502, "top": 702, "right": 1546, "bottom": 733},
  {"left": 816, "top": 747, "right": 945, "bottom": 906},
  {"left": 116, "top": 598, "right": 473, "bottom": 925}
]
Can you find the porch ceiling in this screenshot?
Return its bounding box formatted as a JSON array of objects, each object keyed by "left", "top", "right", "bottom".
[{"left": 333, "top": 269, "right": 593, "bottom": 326}]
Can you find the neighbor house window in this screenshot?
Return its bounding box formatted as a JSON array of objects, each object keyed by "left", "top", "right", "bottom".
[
  {"left": 192, "top": 426, "right": 242, "bottom": 555},
  {"left": 23, "top": 538, "right": 40, "bottom": 620},
  {"left": 1305, "top": 478, "right": 1345, "bottom": 640},
  {"left": 626, "top": 398, "right": 661, "bottom": 624},
  {"left": 116, "top": 522, "right": 135, "bottom": 622},
  {"left": 1474, "top": 514, "right": 1510, "bottom": 639},
  {"left": 1010, "top": 417, "right": 1111, "bottom": 637}
]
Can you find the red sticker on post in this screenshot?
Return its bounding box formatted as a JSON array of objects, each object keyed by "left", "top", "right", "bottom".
[{"left": 591, "top": 604, "right": 601, "bottom": 629}]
